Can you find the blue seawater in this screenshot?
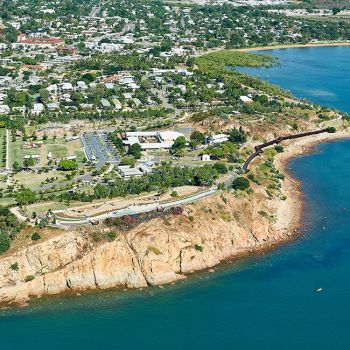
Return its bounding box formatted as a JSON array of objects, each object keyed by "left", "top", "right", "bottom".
[
  {"left": 2, "top": 47, "right": 350, "bottom": 349},
  {"left": 238, "top": 46, "right": 350, "bottom": 113}
]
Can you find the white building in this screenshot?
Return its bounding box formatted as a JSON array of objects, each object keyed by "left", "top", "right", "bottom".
[
  {"left": 31, "top": 103, "right": 44, "bottom": 115},
  {"left": 209, "top": 134, "right": 228, "bottom": 145}
]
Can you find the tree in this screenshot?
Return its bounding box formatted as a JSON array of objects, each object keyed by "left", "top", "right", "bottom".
[
  {"left": 194, "top": 166, "right": 217, "bottom": 186},
  {"left": 228, "top": 127, "right": 247, "bottom": 144},
  {"left": 213, "top": 162, "right": 228, "bottom": 174},
  {"left": 15, "top": 188, "right": 37, "bottom": 205},
  {"left": 172, "top": 136, "right": 186, "bottom": 149},
  {"left": 190, "top": 131, "right": 205, "bottom": 148},
  {"left": 23, "top": 158, "right": 35, "bottom": 168},
  {"left": 171, "top": 136, "right": 187, "bottom": 155},
  {"left": 128, "top": 143, "right": 142, "bottom": 159},
  {"left": 121, "top": 157, "right": 136, "bottom": 168},
  {"left": 31, "top": 232, "right": 41, "bottom": 241},
  {"left": 58, "top": 159, "right": 78, "bottom": 171},
  {"left": 39, "top": 88, "right": 50, "bottom": 104},
  {"left": 12, "top": 161, "right": 21, "bottom": 172},
  {"left": 232, "top": 177, "right": 250, "bottom": 190}
]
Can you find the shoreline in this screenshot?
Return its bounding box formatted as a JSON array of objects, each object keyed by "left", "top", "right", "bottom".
[
  {"left": 238, "top": 41, "right": 350, "bottom": 52},
  {"left": 1, "top": 132, "right": 349, "bottom": 308},
  {"left": 272, "top": 130, "right": 350, "bottom": 238}
]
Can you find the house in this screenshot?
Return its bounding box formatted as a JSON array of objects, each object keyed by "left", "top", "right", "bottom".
[
  {"left": 47, "top": 84, "right": 58, "bottom": 94},
  {"left": 0, "top": 105, "right": 10, "bottom": 114},
  {"left": 240, "top": 95, "right": 253, "bottom": 104},
  {"left": 112, "top": 98, "right": 122, "bottom": 110},
  {"left": 132, "top": 98, "right": 142, "bottom": 108},
  {"left": 76, "top": 81, "right": 88, "bottom": 91},
  {"left": 47, "top": 102, "right": 60, "bottom": 111},
  {"left": 61, "top": 83, "right": 73, "bottom": 92},
  {"left": 105, "top": 83, "right": 114, "bottom": 90},
  {"left": 202, "top": 154, "right": 211, "bottom": 161},
  {"left": 100, "top": 99, "right": 111, "bottom": 108},
  {"left": 31, "top": 103, "right": 44, "bottom": 115},
  {"left": 56, "top": 46, "right": 77, "bottom": 55}
]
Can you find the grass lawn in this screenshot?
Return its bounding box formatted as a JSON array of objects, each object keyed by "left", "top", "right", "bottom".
[
  {"left": 13, "top": 170, "right": 66, "bottom": 190},
  {"left": 9, "top": 138, "right": 84, "bottom": 167}
]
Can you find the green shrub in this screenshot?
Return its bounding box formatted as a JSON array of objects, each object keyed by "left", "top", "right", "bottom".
[
  {"left": 10, "top": 262, "right": 19, "bottom": 271},
  {"left": 31, "top": 232, "right": 41, "bottom": 241},
  {"left": 194, "top": 244, "right": 203, "bottom": 252},
  {"left": 25, "top": 275, "right": 35, "bottom": 282},
  {"left": 149, "top": 246, "right": 162, "bottom": 255},
  {"left": 107, "top": 231, "right": 118, "bottom": 240},
  {"left": 0, "top": 233, "right": 11, "bottom": 254},
  {"left": 274, "top": 145, "right": 284, "bottom": 153},
  {"left": 232, "top": 177, "right": 250, "bottom": 190},
  {"left": 92, "top": 232, "right": 104, "bottom": 242},
  {"left": 326, "top": 127, "right": 336, "bottom": 133}
]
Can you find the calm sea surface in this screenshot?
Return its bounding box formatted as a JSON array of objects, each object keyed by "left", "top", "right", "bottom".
[
  {"left": 239, "top": 46, "right": 350, "bottom": 113},
  {"left": 3, "top": 47, "right": 350, "bottom": 349}
]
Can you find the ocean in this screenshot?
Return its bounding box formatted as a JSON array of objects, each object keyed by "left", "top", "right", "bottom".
[{"left": 3, "top": 46, "right": 350, "bottom": 349}]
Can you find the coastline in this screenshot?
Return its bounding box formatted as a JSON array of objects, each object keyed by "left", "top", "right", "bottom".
[
  {"left": 238, "top": 41, "right": 350, "bottom": 52},
  {"left": 272, "top": 130, "right": 350, "bottom": 239},
  {"left": 0, "top": 131, "right": 348, "bottom": 307}
]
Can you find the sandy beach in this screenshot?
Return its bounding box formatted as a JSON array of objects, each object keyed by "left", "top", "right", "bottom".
[
  {"left": 239, "top": 41, "right": 350, "bottom": 52},
  {"left": 272, "top": 130, "right": 350, "bottom": 237}
]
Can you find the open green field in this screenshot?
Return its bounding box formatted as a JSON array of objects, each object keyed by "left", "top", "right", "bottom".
[
  {"left": 9, "top": 138, "right": 84, "bottom": 167},
  {"left": 13, "top": 170, "right": 67, "bottom": 190}
]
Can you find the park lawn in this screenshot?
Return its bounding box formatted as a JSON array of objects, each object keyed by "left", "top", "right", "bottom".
[
  {"left": 9, "top": 138, "right": 84, "bottom": 167},
  {"left": 23, "top": 201, "right": 70, "bottom": 216},
  {"left": 8, "top": 140, "right": 23, "bottom": 167},
  {"left": 45, "top": 139, "right": 84, "bottom": 162},
  {"left": 0, "top": 197, "right": 15, "bottom": 207},
  {"left": 13, "top": 170, "right": 66, "bottom": 190}
]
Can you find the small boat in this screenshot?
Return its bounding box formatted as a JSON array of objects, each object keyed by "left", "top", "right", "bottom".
[{"left": 316, "top": 288, "right": 323, "bottom": 292}]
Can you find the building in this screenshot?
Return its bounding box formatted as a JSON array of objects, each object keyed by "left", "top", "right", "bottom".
[
  {"left": 123, "top": 130, "right": 185, "bottom": 150},
  {"left": 240, "top": 95, "right": 254, "bottom": 104},
  {"left": 117, "top": 165, "right": 143, "bottom": 178},
  {"left": 202, "top": 154, "right": 211, "bottom": 161},
  {"left": 209, "top": 134, "right": 228, "bottom": 145},
  {"left": 56, "top": 46, "right": 77, "bottom": 55},
  {"left": 31, "top": 103, "right": 44, "bottom": 115}
]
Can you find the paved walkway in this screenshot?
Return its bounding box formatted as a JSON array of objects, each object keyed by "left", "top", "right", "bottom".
[{"left": 55, "top": 187, "right": 218, "bottom": 227}]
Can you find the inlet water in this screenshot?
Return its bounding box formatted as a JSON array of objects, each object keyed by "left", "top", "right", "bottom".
[
  {"left": 2, "top": 47, "right": 350, "bottom": 349},
  {"left": 238, "top": 46, "right": 350, "bottom": 113}
]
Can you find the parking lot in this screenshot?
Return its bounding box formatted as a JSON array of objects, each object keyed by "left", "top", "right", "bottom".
[{"left": 81, "top": 132, "right": 119, "bottom": 167}]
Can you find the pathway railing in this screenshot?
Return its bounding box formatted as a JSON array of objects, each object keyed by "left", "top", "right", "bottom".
[{"left": 242, "top": 128, "right": 332, "bottom": 172}]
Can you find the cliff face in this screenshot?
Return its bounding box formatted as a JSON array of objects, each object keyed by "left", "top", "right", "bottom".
[{"left": 0, "top": 186, "right": 299, "bottom": 305}]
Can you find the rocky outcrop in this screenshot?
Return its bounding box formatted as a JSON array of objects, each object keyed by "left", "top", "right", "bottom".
[{"left": 0, "top": 186, "right": 299, "bottom": 306}]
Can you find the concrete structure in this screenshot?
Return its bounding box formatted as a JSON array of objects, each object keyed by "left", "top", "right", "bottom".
[{"left": 123, "top": 130, "right": 185, "bottom": 150}]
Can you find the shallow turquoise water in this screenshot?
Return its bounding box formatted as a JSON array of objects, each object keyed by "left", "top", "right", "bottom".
[{"left": 3, "top": 47, "right": 350, "bottom": 349}]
